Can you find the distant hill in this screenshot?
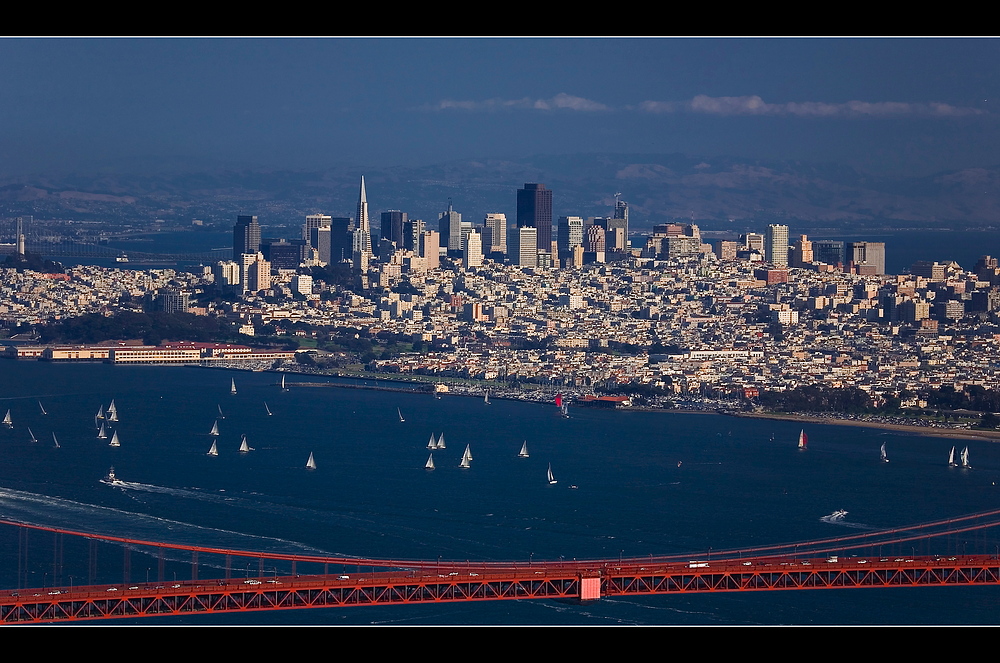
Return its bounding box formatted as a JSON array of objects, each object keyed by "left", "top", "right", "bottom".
[{"left": 2, "top": 154, "right": 999, "bottom": 232}]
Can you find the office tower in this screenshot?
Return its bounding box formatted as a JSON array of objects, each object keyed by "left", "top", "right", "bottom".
[
  {"left": 404, "top": 219, "right": 425, "bottom": 252},
  {"left": 847, "top": 241, "right": 885, "bottom": 275},
  {"left": 310, "top": 226, "right": 332, "bottom": 264},
  {"left": 291, "top": 274, "right": 313, "bottom": 297},
  {"left": 508, "top": 226, "right": 537, "bottom": 267},
  {"left": 741, "top": 233, "right": 765, "bottom": 252},
  {"left": 420, "top": 231, "right": 440, "bottom": 269},
  {"left": 812, "top": 240, "right": 845, "bottom": 268},
  {"left": 380, "top": 210, "right": 408, "bottom": 249},
  {"left": 233, "top": 215, "right": 261, "bottom": 260},
  {"left": 355, "top": 177, "right": 373, "bottom": 259},
  {"left": 483, "top": 213, "right": 508, "bottom": 255},
  {"left": 557, "top": 216, "right": 584, "bottom": 263},
  {"left": 789, "top": 235, "right": 813, "bottom": 268},
  {"left": 262, "top": 238, "right": 308, "bottom": 269},
  {"left": 464, "top": 229, "right": 483, "bottom": 268},
  {"left": 765, "top": 224, "right": 789, "bottom": 267},
  {"left": 157, "top": 289, "right": 190, "bottom": 314},
  {"left": 329, "top": 217, "right": 354, "bottom": 263},
  {"left": 439, "top": 201, "right": 462, "bottom": 255},
  {"left": 240, "top": 252, "right": 270, "bottom": 294},
  {"left": 303, "top": 214, "right": 332, "bottom": 242},
  {"left": 713, "top": 240, "right": 738, "bottom": 261},
  {"left": 517, "top": 183, "right": 552, "bottom": 261}
]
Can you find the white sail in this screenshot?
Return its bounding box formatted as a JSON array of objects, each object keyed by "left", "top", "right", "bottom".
[
  {"left": 459, "top": 444, "right": 472, "bottom": 468},
  {"left": 427, "top": 433, "right": 437, "bottom": 450},
  {"left": 306, "top": 452, "right": 316, "bottom": 470},
  {"left": 281, "top": 374, "right": 287, "bottom": 390},
  {"left": 880, "top": 442, "right": 889, "bottom": 463},
  {"left": 97, "top": 423, "right": 107, "bottom": 439},
  {"left": 207, "top": 440, "right": 218, "bottom": 456},
  {"left": 437, "top": 433, "right": 446, "bottom": 450},
  {"left": 264, "top": 402, "right": 272, "bottom": 416},
  {"left": 949, "top": 446, "right": 957, "bottom": 467},
  {"left": 961, "top": 446, "right": 971, "bottom": 469},
  {"left": 210, "top": 420, "right": 219, "bottom": 436},
  {"left": 518, "top": 441, "right": 529, "bottom": 458},
  {"left": 97, "top": 405, "right": 105, "bottom": 420},
  {"left": 231, "top": 379, "right": 237, "bottom": 395},
  {"left": 218, "top": 404, "right": 225, "bottom": 419},
  {"left": 239, "top": 435, "right": 252, "bottom": 453},
  {"left": 398, "top": 408, "right": 404, "bottom": 422},
  {"left": 107, "top": 400, "right": 118, "bottom": 422},
  {"left": 2, "top": 410, "right": 11, "bottom": 427},
  {"left": 52, "top": 432, "right": 60, "bottom": 448},
  {"left": 547, "top": 463, "right": 557, "bottom": 484},
  {"left": 484, "top": 390, "right": 490, "bottom": 405},
  {"left": 38, "top": 401, "right": 47, "bottom": 416},
  {"left": 27, "top": 427, "right": 36, "bottom": 443},
  {"left": 109, "top": 431, "right": 120, "bottom": 447},
  {"left": 425, "top": 453, "right": 435, "bottom": 470}
]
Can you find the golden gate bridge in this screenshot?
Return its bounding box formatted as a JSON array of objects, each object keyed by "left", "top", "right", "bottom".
[{"left": 3, "top": 509, "right": 1000, "bottom": 624}]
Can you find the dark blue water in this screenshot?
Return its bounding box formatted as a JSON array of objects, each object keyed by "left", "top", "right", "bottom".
[{"left": 0, "top": 362, "right": 998, "bottom": 625}]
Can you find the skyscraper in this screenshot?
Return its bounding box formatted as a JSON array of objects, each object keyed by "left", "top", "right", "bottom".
[
  {"left": 233, "top": 215, "right": 261, "bottom": 260},
  {"left": 765, "top": 224, "right": 789, "bottom": 267},
  {"left": 354, "top": 177, "right": 373, "bottom": 259},
  {"left": 847, "top": 241, "right": 885, "bottom": 275},
  {"left": 517, "top": 183, "right": 552, "bottom": 260},
  {"left": 439, "top": 201, "right": 462, "bottom": 255},
  {"left": 380, "top": 211, "right": 408, "bottom": 249}
]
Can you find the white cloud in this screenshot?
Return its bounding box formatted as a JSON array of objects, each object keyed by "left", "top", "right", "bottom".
[
  {"left": 432, "top": 93, "right": 609, "bottom": 112},
  {"left": 639, "top": 95, "right": 985, "bottom": 118}
]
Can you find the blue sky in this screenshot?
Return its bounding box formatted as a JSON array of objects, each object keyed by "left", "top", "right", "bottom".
[{"left": 1, "top": 38, "right": 997, "bottom": 176}]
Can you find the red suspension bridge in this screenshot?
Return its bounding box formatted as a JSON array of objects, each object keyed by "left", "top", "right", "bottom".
[{"left": 3, "top": 510, "right": 1000, "bottom": 624}]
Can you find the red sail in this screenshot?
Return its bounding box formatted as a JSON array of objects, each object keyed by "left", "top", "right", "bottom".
[{"left": 555, "top": 393, "right": 563, "bottom": 408}]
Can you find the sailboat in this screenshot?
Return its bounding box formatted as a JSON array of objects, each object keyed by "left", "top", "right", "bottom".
[
  {"left": 281, "top": 374, "right": 288, "bottom": 391},
  {"left": 107, "top": 400, "right": 118, "bottom": 422},
  {"left": 38, "top": 401, "right": 47, "bottom": 416},
  {"left": 230, "top": 379, "right": 237, "bottom": 395},
  {"left": 264, "top": 402, "right": 273, "bottom": 416},
  {"left": 547, "top": 463, "right": 557, "bottom": 485},
  {"left": 518, "top": 441, "right": 529, "bottom": 458},
  {"left": 880, "top": 442, "right": 889, "bottom": 463},
  {"left": 961, "top": 446, "right": 972, "bottom": 469},
  {"left": 427, "top": 433, "right": 437, "bottom": 450},
  {"left": 425, "top": 453, "right": 435, "bottom": 470},
  {"left": 207, "top": 440, "right": 218, "bottom": 456},
  {"left": 306, "top": 452, "right": 317, "bottom": 470},
  {"left": 436, "top": 433, "right": 446, "bottom": 450},
  {"left": 209, "top": 420, "right": 220, "bottom": 436},
  {"left": 96, "top": 405, "right": 105, "bottom": 421},
  {"left": 239, "top": 435, "right": 253, "bottom": 453},
  {"left": 398, "top": 408, "right": 404, "bottom": 422},
  {"left": 97, "top": 422, "right": 107, "bottom": 439},
  {"left": 2, "top": 410, "right": 11, "bottom": 428},
  {"left": 52, "top": 432, "right": 60, "bottom": 449},
  {"left": 561, "top": 402, "right": 569, "bottom": 419},
  {"left": 459, "top": 445, "right": 472, "bottom": 468},
  {"left": 217, "top": 404, "right": 225, "bottom": 419},
  {"left": 798, "top": 429, "right": 808, "bottom": 450},
  {"left": 484, "top": 390, "right": 491, "bottom": 405},
  {"left": 27, "top": 427, "right": 37, "bottom": 444},
  {"left": 949, "top": 446, "right": 958, "bottom": 467},
  {"left": 109, "top": 431, "right": 120, "bottom": 447}
]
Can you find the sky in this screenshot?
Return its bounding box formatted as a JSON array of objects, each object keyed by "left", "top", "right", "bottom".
[{"left": 1, "top": 38, "right": 998, "bottom": 177}]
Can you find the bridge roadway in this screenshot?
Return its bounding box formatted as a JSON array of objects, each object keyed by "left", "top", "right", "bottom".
[{"left": 2, "top": 554, "right": 999, "bottom": 623}]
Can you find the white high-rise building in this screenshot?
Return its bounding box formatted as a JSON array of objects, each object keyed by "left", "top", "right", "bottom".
[
  {"left": 483, "top": 213, "right": 508, "bottom": 255},
  {"left": 507, "top": 226, "right": 537, "bottom": 267},
  {"left": 303, "top": 214, "right": 332, "bottom": 241},
  {"left": 464, "top": 229, "right": 483, "bottom": 268},
  {"left": 765, "top": 224, "right": 789, "bottom": 267}
]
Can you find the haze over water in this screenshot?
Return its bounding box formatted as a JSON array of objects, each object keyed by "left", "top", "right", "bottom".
[{"left": 0, "top": 361, "right": 998, "bottom": 625}]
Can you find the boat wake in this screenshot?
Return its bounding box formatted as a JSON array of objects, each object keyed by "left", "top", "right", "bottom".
[
  {"left": 819, "top": 511, "right": 876, "bottom": 529},
  {"left": 0, "top": 485, "right": 330, "bottom": 556}
]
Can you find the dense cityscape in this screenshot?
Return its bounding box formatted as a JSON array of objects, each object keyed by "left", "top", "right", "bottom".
[{"left": 3, "top": 178, "right": 1000, "bottom": 432}]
